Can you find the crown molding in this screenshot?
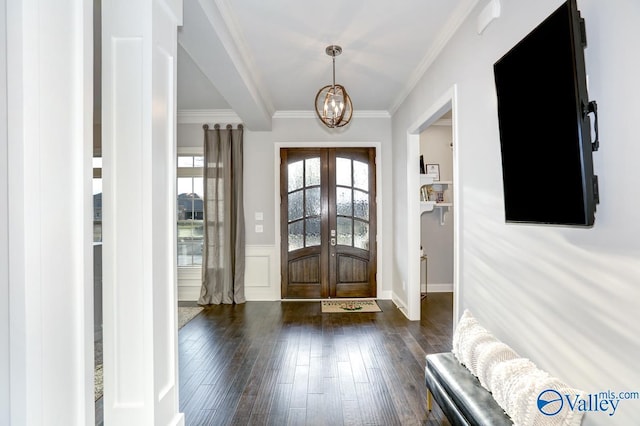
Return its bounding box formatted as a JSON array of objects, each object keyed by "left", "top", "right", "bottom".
[
  {"left": 177, "top": 109, "right": 242, "bottom": 124},
  {"left": 388, "top": 0, "right": 480, "bottom": 114},
  {"left": 178, "top": 109, "right": 391, "bottom": 124},
  {"left": 273, "top": 110, "right": 391, "bottom": 120}
]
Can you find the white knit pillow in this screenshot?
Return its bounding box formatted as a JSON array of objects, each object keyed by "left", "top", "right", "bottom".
[
  {"left": 452, "top": 310, "right": 485, "bottom": 369},
  {"left": 451, "top": 310, "right": 500, "bottom": 377},
  {"left": 489, "top": 358, "right": 585, "bottom": 426},
  {"left": 451, "top": 309, "right": 478, "bottom": 359},
  {"left": 520, "top": 377, "right": 585, "bottom": 426},
  {"left": 475, "top": 340, "right": 520, "bottom": 391}
]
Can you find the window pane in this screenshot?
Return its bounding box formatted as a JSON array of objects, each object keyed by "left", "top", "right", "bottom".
[
  {"left": 354, "top": 220, "right": 369, "bottom": 250},
  {"left": 288, "top": 221, "right": 304, "bottom": 251},
  {"left": 177, "top": 177, "right": 194, "bottom": 195},
  {"left": 353, "top": 160, "right": 368, "bottom": 191},
  {"left": 305, "top": 157, "right": 321, "bottom": 186},
  {"left": 177, "top": 221, "right": 203, "bottom": 266},
  {"left": 177, "top": 157, "right": 204, "bottom": 267},
  {"left": 336, "top": 157, "right": 352, "bottom": 186},
  {"left": 288, "top": 191, "right": 303, "bottom": 221},
  {"left": 177, "top": 183, "right": 204, "bottom": 220},
  {"left": 193, "top": 177, "right": 204, "bottom": 199},
  {"left": 336, "top": 187, "right": 352, "bottom": 216},
  {"left": 288, "top": 160, "right": 304, "bottom": 191},
  {"left": 354, "top": 190, "right": 369, "bottom": 220},
  {"left": 194, "top": 156, "right": 205, "bottom": 167},
  {"left": 337, "top": 217, "right": 353, "bottom": 246},
  {"left": 305, "top": 187, "right": 320, "bottom": 217},
  {"left": 305, "top": 218, "right": 321, "bottom": 247},
  {"left": 93, "top": 177, "right": 102, "bottom": 243}
]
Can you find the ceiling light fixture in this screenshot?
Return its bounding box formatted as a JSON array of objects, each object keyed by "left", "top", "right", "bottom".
[{"left": 314, "top": 45, "right": 353, "bottom": 128}]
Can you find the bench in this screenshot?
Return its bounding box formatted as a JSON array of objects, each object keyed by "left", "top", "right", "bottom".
[{"left": 425, "top": 352, "right": 512, "bottom": 425}]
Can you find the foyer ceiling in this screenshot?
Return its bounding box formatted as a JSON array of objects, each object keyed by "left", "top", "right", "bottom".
[{"left": 177, "top": 0, "right": 479, "bottom": 129}]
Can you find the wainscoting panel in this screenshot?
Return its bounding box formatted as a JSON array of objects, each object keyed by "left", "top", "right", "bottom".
[
  {"left": 178, "top": 244, "right": 280, "bottom": 301},
  {"left": 245, "top": 245, "right": 279, "bottom": 300},
  {"left": 178, "top": 268, "right": 201, "bottom": 302}
]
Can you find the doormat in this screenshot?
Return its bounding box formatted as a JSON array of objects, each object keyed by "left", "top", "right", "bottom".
[{"left": 321, "top": 300, "right": 381, "bottom": 313}]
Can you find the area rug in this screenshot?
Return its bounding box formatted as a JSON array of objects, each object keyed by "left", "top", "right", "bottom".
[
  {"left": 321, "top": 300, "right": 381, "bottom": 313},
  {"left": 178, "top": 306, "right": 204, "bottom": 329},
  {"left": 94, "top": 306, "right": 204, "bottom": 401}
]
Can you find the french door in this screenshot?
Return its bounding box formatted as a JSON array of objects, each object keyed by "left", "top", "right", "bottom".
[{"left": 280, "top": 148, "right": 377, "bottom": 299}]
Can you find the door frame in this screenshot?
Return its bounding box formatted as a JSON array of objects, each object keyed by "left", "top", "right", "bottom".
[
  {"left": 405, "top": 85, "right": 460, "bottom": 325},
  {"left": 274, "top": 141, "right": 383, "bottom": 299}
]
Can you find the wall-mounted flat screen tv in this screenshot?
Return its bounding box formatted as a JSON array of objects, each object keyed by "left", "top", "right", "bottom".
[{"left": 494, "top": 0, "right": 599, "bottom": 226}]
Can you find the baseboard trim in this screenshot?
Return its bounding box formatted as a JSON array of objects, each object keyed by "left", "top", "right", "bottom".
[
  {"left": 422, "top": 283, "right": 453, "bottom": 293},
  {"left": 391, "top": 292, "right": 409, "bottom": 319}
]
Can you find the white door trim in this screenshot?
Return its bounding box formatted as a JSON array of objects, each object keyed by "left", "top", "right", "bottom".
[{"left": 405, "top": 85, "right": 460, "bottom": 325}]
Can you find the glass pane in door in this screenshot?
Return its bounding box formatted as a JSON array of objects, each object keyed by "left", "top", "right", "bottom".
[
  {"left": 353, "top": 160, "right": 368, "bottom": 191},
  {"left": 336, "top": 187, "right": 352, "bottom": 216},
  {"left": 288, "top": 160, "right": 304, "bottom": 191},
  {"left": 353, "top": 190, "right": 369, "bottom": 220},
  {"left": 337, "top": 217, "right": 353, "bottom": 246},
  {"left": 336, "top": 157, "right": 352, "bottom": 186},
  {"left": 288, "top": 156, "right": 322, "bottom": 252},
  {"left": 288, "top": 191, "right": 303, "bottom": 221},
  {"left": 305, "top": 158, "right": 321, "bottom": 186},
  {"left": 354, "top": 220, "right": 369, "bottom": 250},
  {"left": 305, "top": 187, "right": 321, "bottom": 216}
]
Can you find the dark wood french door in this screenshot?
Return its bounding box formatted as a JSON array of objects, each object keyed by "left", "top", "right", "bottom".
[{"left": 280, "top": 148, "right": 377, "bottom": 299}]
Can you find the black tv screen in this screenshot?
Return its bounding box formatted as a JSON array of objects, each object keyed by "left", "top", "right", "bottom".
[{"left": 494, "top": 0, "right": 598, "bottom": 226}]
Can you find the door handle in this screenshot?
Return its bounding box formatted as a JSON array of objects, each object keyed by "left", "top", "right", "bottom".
[{"left": 331, "top": 237, "right": 336, "bottom": 246}]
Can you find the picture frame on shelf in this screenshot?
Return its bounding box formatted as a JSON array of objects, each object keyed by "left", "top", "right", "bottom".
[{"left": 426, "top": 163, "right": 440, "bottom": 181}]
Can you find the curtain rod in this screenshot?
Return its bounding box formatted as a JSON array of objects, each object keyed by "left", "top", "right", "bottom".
[{"left": 202, "top": 124, "right": 244, "bottom": 130}]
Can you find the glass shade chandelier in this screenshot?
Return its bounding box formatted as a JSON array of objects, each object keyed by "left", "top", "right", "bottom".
[{"left": 314, "top": 45, "right": 353, "bottom": 128}]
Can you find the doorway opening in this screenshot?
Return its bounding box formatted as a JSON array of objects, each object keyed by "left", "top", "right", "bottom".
[
  {"left": 419, "top": 112, "right": 454, "bottom": 297},
  {"left": 405, "top": 85, "right": 460, "bottom": 324}
]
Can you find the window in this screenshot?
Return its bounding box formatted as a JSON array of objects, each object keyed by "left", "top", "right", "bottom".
[
  {"left": 177, "top": 155, "right": 204, "bottom": 267},
  {"left": 93, "top": 157, "right": 102, "bottom": 242}
]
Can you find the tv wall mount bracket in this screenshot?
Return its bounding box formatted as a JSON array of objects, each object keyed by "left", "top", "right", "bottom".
[{"left": 584, "top": 100, "right": 599, "bottom": 151}]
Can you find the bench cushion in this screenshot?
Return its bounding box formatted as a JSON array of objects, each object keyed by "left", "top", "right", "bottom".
[{"left": 426, "top": 352, "right": 513, "bottom": 426}]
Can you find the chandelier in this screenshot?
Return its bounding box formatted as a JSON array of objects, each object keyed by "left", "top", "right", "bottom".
[{"left": 314, "top": 45, "right": 353, "bottom": 128}]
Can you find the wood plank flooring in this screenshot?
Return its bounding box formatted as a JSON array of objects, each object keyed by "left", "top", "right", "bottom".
[{"left": 179, "top": 294, "right": 453, "bottom": 426}]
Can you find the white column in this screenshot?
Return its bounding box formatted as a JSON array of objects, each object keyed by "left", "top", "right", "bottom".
[
  {"left": 0, "top": 0, "right": 10, "bottom": 423},
  {"left": 5, "top": 0, "right": 94, "bottom": 425},
  {"left": 102, "top": 0, "right": 184, "bottom": 425}
]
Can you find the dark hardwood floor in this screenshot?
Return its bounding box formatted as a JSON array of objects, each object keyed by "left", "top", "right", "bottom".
[{"left": 179, "top": 294, "right": 453, "bottom": 426}]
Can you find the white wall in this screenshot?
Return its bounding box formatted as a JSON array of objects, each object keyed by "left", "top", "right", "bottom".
[
  {"left": 177, "top": 114, "right": 394, "bottom": 299},
  {"left": 0, "top": 0, "right": 10, "bottom": 422},
  {"left": 420, "top": 124, "right": 454, "bottom": 290},
  {"left": 393, "top": 1, "right": 640, "bottom": 425}
]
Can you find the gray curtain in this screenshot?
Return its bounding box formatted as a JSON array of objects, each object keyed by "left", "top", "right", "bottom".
[{"left": 198, "top": 124, "right": 246, "bottom": 305}]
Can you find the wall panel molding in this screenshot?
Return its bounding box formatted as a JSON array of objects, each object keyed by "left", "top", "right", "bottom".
[{"left": 245, "top": 244, "right": 279, "bottom": 300}]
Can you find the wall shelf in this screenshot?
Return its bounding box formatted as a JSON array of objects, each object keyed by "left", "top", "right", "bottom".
[{"left": 419, "top": 174, "right": 453, "bottom": 225}]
